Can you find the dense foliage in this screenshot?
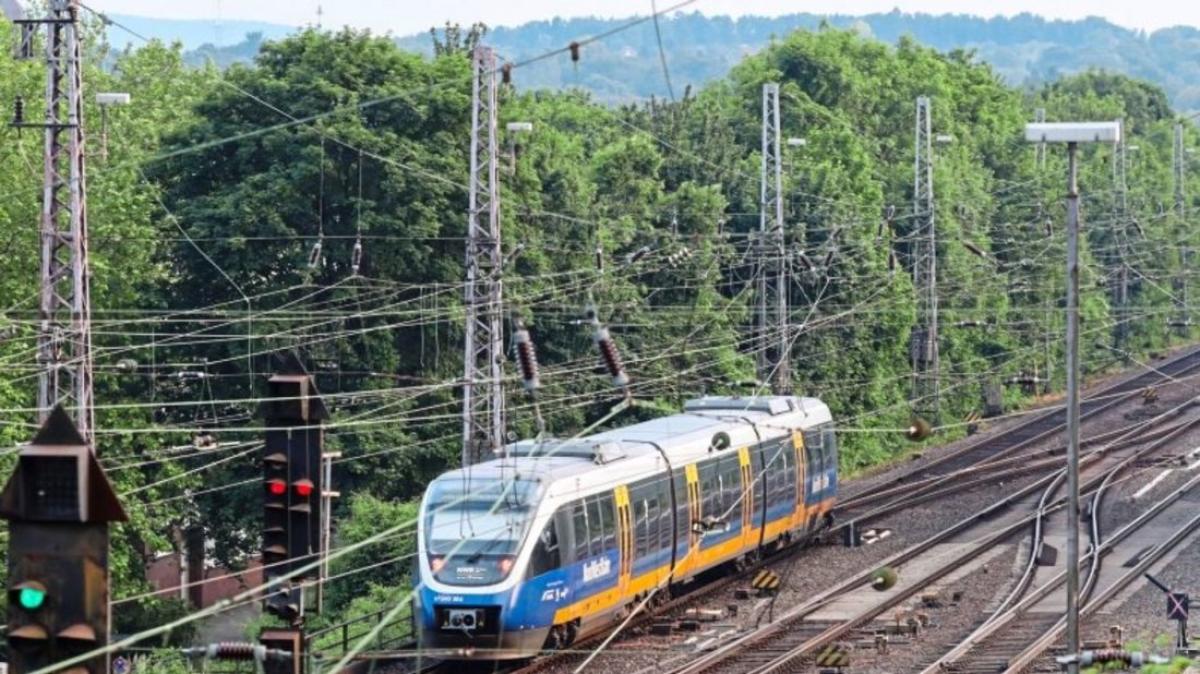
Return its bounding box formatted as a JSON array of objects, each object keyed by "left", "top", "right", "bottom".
[{"left": 0, "top": 18, "right": 1197, "bottom": 652}]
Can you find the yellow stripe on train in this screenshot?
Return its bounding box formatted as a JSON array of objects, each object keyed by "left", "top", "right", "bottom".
[{"left": 551, "top": 498, "right": 835, "bottom": 627}]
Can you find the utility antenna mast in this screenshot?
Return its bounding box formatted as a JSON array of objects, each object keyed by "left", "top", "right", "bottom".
[
  {"left": 11, "top": 0, "right": 95, "bottom": 443},
  {"left": 1113, "top": 121, "right": 1130, "bottom": 349},
  {"left": 1175, "top": 122, "right": 1189, "bottom": 330},
  {"left": 758, "top": 83, "right": 790, "bottom": 394},
  {"left": 1034, "top": 107, "right": 1047, "bottom": 170},
  {"left": 462, "top": 45, "right": 505, "bottom": 467},
  {"left": 911, "top": 96, "right": 939, "bottom": 422}
]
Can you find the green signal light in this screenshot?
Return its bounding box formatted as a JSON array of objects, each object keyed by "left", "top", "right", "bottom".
[{"left": 17, "top": 586, "right": 46, "bottom": 610}]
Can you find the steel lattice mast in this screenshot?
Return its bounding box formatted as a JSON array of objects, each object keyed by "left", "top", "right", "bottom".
[
  {"left": 25, "top": 0, "right": 95, "bottom": 443},
  {"left": 461, "top": 45, "right": 505, "bottom": 467},
  {"left": 911, "top": 96, "right": 939, "bottom": 422},
  {"left": 1175, "top": 122, "right": 1190, "bottom": 331},
  {"left": 758, "top": 83, "right": 790, "bottom": 394}
]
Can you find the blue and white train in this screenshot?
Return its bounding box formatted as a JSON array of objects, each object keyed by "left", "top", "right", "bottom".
[{"left": 414, "top": 396, "right": 838, "bottom": 659}]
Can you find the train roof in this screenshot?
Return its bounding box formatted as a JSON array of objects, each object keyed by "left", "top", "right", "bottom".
[{"left": 433, "top": 396, "right": 832, "bottom": 498}]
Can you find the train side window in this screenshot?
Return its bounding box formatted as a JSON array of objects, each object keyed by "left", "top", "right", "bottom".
[
  {"left": 721, "top": 457, "right": 742, "bottom": 522},
  {"left": 571, "top": 501, "right": 589, "bottom": 562},
  {"left": 673, "top": 469, "right": 689, "bottom": 542},
  {"left": 656, "top": 480, "right": 672, "bottom": 551},
  {"left": 586, "top": 498, "right": 604, "bottom": 557},
  {"left": 780, "top": 441, "right": 795, "bottom": 500},
  {"left": 599, "top": 494, "right": 617, "bottom": 551},
  {"left": 633, "top": 498, "right": 649, "bottom": 557},
  {"left": 804, "top": 429, "right": 823, "bottom": 492},
  {"left": 823, "top": 424, "right": 839, "bottom": 474},
  {"left": 647, "top": 496, "right": 661, "bottom": 554},
  {"left": 529, "top": 520, "right": 561, "bottom": 577},
  {"left": 699, "top": 461, "right": 719, "bottom": 521}
]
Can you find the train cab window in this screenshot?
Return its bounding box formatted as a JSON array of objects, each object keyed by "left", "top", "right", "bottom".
[
  {"left": 571, "top": 501, "right": 589, "bottom": 561},
  {"left": 529, "top": 520, "right": 561, "bottom": 577}
]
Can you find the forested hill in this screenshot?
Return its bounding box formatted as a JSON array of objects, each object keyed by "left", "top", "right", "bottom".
[
  {"left": 128, "top": 11, "right": 1200, "bottom": 112},
  {"left": 393, "top": 11, "right": 1200, "bottom": 112}
]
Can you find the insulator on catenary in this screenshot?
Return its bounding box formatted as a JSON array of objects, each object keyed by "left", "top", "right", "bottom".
[
  {"left": 962, "top": 241, "right": 988, "bottom": 259},
  {"left": 794, "top": 248, "right": 813, "bottom": 271},
  {"left": 501, "top": 62, "right": 513, "bottom": 85},
  {"left": 351, "top": 238, "right": 363, "bottom": 275},
  {"left": 595, "top": 245, "right": 604, "bottom": 271},
  {"left": 12, "top": 96, "right": 24, "bottom": 126},
  {"left": 666, "top": 247, "right": 692, "bottom": 268},
  {"left": 308, "top": 239, "right": 323, "bottom": 268},
  {"left": 625, "top": 245, "right": 651, "bottom": 266},
  {"left": 514, "top": 323, "right": 541, "bottom": 393},
  {"left": 569, "top": 41, "right": 581, "bottom": 63},
  {"left": 593, "top": 324, "right": 630, "bottom": 388}
]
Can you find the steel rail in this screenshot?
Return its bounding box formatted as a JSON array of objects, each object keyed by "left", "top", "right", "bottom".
[
  {"left": 838, "top": 345, "right": 1200, "bottom": 513},
  {"left": 693, "top": 401, "right": 1200, "bottom": 674},
  {"left": 918, "top": 417, "right": 1200, "bottom": 674}
]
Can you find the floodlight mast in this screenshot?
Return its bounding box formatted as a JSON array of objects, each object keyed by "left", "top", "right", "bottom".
[{"left": 1024, "top": 120, "right": 1120, "bottom": 674}]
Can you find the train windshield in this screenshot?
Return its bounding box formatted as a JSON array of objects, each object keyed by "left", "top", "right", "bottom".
[{"left": 422, "top": 476, "right": 543, "bottom": 586}]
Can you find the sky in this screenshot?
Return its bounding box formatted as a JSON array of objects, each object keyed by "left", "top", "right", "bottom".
[{"left": 88, "top": 0, "right": 1199, "bottom": 34}]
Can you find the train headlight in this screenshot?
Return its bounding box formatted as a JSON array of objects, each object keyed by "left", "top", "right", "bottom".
[
  {"left": 430, "top": 556, "right": 445, "bottom": 573},
  {"left": 497, "top": 556, "right": 514, "bottom": 575}
]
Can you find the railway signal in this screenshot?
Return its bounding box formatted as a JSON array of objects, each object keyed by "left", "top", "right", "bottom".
[
  {"left": 1144, "top": 573, "right": 1191, "bottom": 652},
  {"left": 262, "top": 355, "right": 328, "bottom": 624},
  {"left": 0, "top": 406, "right": 127, "bottom": 674}
]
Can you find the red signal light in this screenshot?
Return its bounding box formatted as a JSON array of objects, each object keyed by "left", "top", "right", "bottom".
[
  {"left": 266, "top": 479, "right": 286, "bottom": 496},
  {"left": 293, "top": 480, "right": 314, "bottom": 498}
]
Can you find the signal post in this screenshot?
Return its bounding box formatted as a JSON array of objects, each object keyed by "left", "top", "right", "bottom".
[
  {"left": 0, "top": 406, "right": 127, "bottom": 674},
  {"left": 261, "top": 355, "right": 329, "bottom": 674}
]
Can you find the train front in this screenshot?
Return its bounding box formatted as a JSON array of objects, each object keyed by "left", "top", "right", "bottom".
[{"left": 414, "top": 469, "right": 558, "bottom": 660}]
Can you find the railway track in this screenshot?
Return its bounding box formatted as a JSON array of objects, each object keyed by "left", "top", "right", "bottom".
[
  {"left": 838, "top": 345, "right": 1200, "bottom": 515},
  {"left": 919, "top": 414, "right": 1200, "bottom": 673},
  {"left": 667, "top": 396, "right": 1200, "bottom": 674}
]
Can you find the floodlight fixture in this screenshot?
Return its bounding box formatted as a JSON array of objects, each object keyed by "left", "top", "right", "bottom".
[
  {"left": 1024, "top": 118, "right": 1120, "bottom": 674},
  {"left": 96, "top": 93, "right": 131, "bottom": 107},
  {"left": 0, "top": 0, "right": 25, "bottom": 21},
  {"left": 935, "top": 134, "right": 954, "bottom": 144},
  {"left": 786, "top": 137, "right": 807, "bottom": 147},
  {"left": 1024, "top": 122, "right": 1121, "bottom": 145},
  {"left": 506, "top": 121, "right": 533, "bottom": 133}
]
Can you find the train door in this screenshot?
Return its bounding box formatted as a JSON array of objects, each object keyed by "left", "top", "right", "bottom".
[
  {"left": 615, "top": 485, "right": 634, "bottom": 600},
  {"left": 738, "top": 447, "right": 754, "bottom": 549},
  {"left": 684, "top": 464, "right": 700, "bottom": 576},
  {"left": 792, "top": 431, "right": 807, "bottom": 531}
]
